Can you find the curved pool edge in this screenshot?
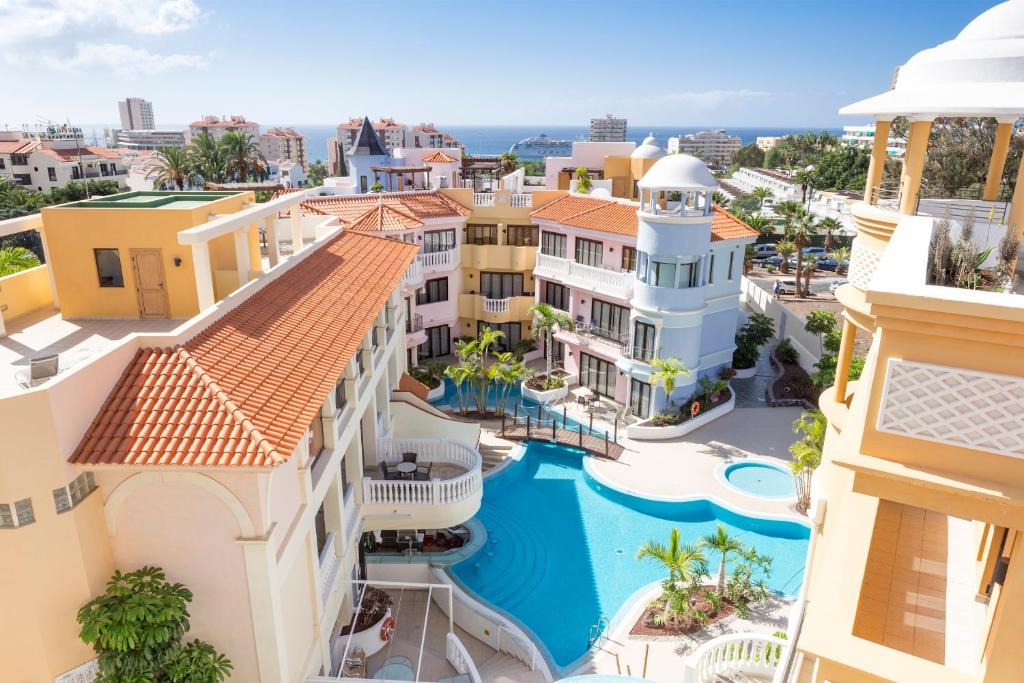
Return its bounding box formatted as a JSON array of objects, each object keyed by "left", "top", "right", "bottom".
[
  {"left": 583, "top": 455, "right": 811, "bottom": 529},
  {"left": 715, "top": 457, "right": 799, "bottom": 504}
]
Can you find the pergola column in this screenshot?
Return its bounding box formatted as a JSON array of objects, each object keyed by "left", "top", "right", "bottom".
[
  {"left": 898, "top": 117, "right": 933, "bottom": 215},
  {"left": 290, "top": 206, "right": 303, "bottom": 253},
  {"left": 983, "top": 116, "right": 1019, "bottom": 201},
  {"left": 264, "top": 215, "right": 280, "bottom": 268},
  {"left": 233, "top": 228, "right": 250, "bottom": 286},
  {"left": 863, "top": 118, "right": 892, "bottom": 205},
  {"left": 1005, "top": 152, "right": 1024, "bottom": 242},
  {"left": 191, "top": 242, "right": 215, "bottom": 311}
]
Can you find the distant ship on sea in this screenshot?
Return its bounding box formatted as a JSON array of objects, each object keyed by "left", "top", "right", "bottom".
[{"left": 509, "top": 133, "right": 578, "bottom": 159}]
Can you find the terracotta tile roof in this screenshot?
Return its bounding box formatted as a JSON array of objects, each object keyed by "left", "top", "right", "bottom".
[
  {"left": 38, "top": 146, "right": 122, "bottom": 162},
  {"left": 0, "top": 139, "right": 38, "bottom": 154},
  {"left": 710, "top": 205, "right": 759, "bottom": 242},
  {"left": 422, "top": 151, "right": 458, "bottom": 163},
  {"left": 70, "top": 232, "right": 418, "bottom": 468},
  {"left": 530, "top": 194, "right": 639, "bottom": 237},
  {"left": 398, "top": 373, "right": 430, "bottom": 401},
  {"left": 301, "top": 191, "right": 469, "bottom": 231},
  {"left": 349, "top": 203, "right": 423, "bottom": 232}
]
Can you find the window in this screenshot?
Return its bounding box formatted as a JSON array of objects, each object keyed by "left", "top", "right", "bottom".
[
  {"left": 589, "top": 299, "right": 630, "bottom": 342},
  {"left": 621, "top": 246, "right": 637, "bottom": 272},
  {"left": 728, "top": 251, "right": 735, "bottom": 279},
  {"left": 334, "top": 378, "right": 348, "bottom": 412},
  {"left": 543, "top": 281, "right": 569, "bottom": 311},
  {"left": 419, "top": 325, "right": 451, "bottom": 358},
  {"left": 480, "top": 272, "right": 524, "bottom": 299},
  {"left": 14, "top": 498, "right": 34, "bottom": 526},
  {"left": 94, "top": 248, "right": 124, "bottom": 287},
  {"left": 479, "top": 321, "right": 521, "bottom": 351},
  {"left": 416, "top": 277, "right": 448, "bottom": 304},
  {"left": 508, "top": 224, "right": 539, "bottom": 246},
  {"left": 359, "top": 175, "right": 368, "bottom": 193},
  {"left": 708, "top": 254, "right": 715, "bottom": 284},
  {"left": 0, "top": 504, "right": 12, "bottom": 528},
  {"left": 679, "top": 262, "right": 699, "bottom": 288},
  {"left": 580, "top": 352, "right": 615, "bottom": 398},
  {"left": 47, "top": 167, "right": 57, "bottom": 182},
  {"left": 72, "top": 167, "right": 82, "bottom": 180},
  {"left": 637, "top": 251, "right": 649, "bottom": 280},
  {"left": 652, "top": 261, "right": 676, "bottom": 287},
  {"left": 630, "top": 379, "right": 652, "bottom": 418},
  {"left": 99, "top": 163, "right": 109, "bottom": 176},
  {"left": 355, "top": 349, "right": 365, "bottom": 376},
  {"left": 544, "top": 336, "right": 565, "bottom": 367},
  {"left": 633, "top": 321, "right": 656, "bottom": 362},
  {"left": 466, "top": 224, "right": 498, "bottom": 245},
  {"left": 11, "top": 154, "right": 28, "bottom": 166},
  {"left": 0, "top": 158, "right": 5, "bottom": 169},
  {"left": 423, "top": 228, "right": 456, "bottom": 253},
  {"left": 371, "top": 326, "right": 379, "bottom": 352},
  {"left": 53, "top": 472, "right": 98, "bottom": 513},
  {"left": 575, "top": 237, "right": 603, "bottom": 267},
  {"left": 540, "top": 231, "right": 567, "bottom": 259}
]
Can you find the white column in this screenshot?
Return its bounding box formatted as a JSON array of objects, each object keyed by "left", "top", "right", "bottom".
[
  {"left": 239, "top": 530, "right": 291, "bottom": 683},
  {"left": 191, "top": 242, "right": 215, "bottom": 311},
  {"left": 265, "top": 215, "right": 280, "bottom": 268},
  {"left": 290, "top": 206, "right": 303, "bottom": 254},
  {"left": 234, "top": 228, "right": 250, "bottom": 286}
]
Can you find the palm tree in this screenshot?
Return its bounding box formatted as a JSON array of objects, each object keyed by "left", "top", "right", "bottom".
[
  {"left": 776, "top": 240, "right": 796, "bottom": 274},
  {"left": 794, "top": 168, "right": 814, "bottom": 205},
  {"left": 817, "top": 217, "right": 842, "bottom": 251},
  {"left": 221, "top": 131, "right": 267, "bottom": 182},
  {"left": 188, "top": 132, "right": 226, "bottom": 184},
  {"left": 498, "top": 151, "right": 518, "bottom": 176},
  {"left": 637, "top": 528, "right": 706, "bottom": 585},
  {"left": 784, "top": 207, "right": 819, "bottom": 297},
  {"left": 773, "top": 200, "right": 803, "bottom": 227},
  {"left": 444, "top": 364, "right": 471, "bottom": 414},
  {"left": 648, "top": 357, "right": 691, "bottom": 408},
  {"left": 751, "top": 186, "right": 773, "bottom": 208},
  {"left": 0, "top": 246, "right": 41, "bottom": 276},
  {"left": 529, "top": 302, "right": 573, "bottom": 377},
  {"left": 790, "top": 410, "right": 827, "bottom": 509},
  {"left": 701, "top": 524, "right": 746, "bottom": 595},
  {"left": 574, "top": 166, "right": 592, "bottom": 194},
  {"left": 830, "top": 246, "right": 851, "bottom": 275},
  {"left": 147, "top": 147, "right": 193, "bottom": 190},
  {"left": 743, "top": 212, "right": 774, "bottom": 237},
  {"left": 711, "top": 190, "right": 730, "bottom": 208}
]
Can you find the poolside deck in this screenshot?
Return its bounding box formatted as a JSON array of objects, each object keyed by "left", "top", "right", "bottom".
[{"left": 499, "top": 419, "right": 624, "bottom": 460}]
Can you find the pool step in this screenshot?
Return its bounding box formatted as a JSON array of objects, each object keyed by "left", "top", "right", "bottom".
[
  {"left": 476, "top": 651, "right": 546, "bottom": 683},
  {"left": 475, "top": 506, "right": 548, "bottom": 608}
]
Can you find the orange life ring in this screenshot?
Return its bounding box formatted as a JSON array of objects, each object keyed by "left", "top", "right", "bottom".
[{"left": 380, "top": 616, "right": 396, "bottom": 641}]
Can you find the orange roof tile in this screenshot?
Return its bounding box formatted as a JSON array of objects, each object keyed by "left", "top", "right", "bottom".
[
  {"left": 530, "top": 194, "right": 639, "bottom": 237},
  {"left": 301, "top": 191, "right": 469, "bottom": 231},
  {"left": 422, "top": 151, "right": 458, "bottom": 163},
  {"left": 349, "top": 203, "right": 423, "bottom": 232},
  {"left": 398, "top": 373, "right": 430, "bottom": 401},
  {"left": 38, "top": 146, "right": 121, "bottom": 162},
  {"left": 0, "top": 139, "right": 38, "bottom": 154},
  {"left": 71, "top": 232, "right": 418, "bottom": 468},
  {"left": 710, "top": 205, "right": 759, "bottom": 242}
]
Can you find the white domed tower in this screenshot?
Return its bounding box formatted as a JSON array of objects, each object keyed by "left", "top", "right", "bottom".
[{"left": 618, "top": 153, "right": 752, "bottom": 415}]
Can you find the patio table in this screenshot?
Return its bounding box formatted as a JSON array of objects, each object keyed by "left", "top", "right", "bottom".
[{"left": 373, "top": 662, "right": 414, "bottom": 680}]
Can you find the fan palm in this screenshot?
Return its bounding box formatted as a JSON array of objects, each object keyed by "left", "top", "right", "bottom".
[
  {"left": 830, "top": 246, "right": 851, "bottom": 275},
  {"left": 188, "top": 132, "right": 226, "bottom": 184},
  {"left": 818, "top": 217, "right": 842, "bottom": 251},
  {"left": 146, "top": 147, "right": 193, "bottom": 190},
  {"left": 711, "top": 190, "right": 730, "bottom": 208},
  {"left": 784, "top": 207, "right": 818, "bottom": 296},
  {"left": 776, "top": 240, "right": 796, "bottom": 274},
  {"left": 498, "top": 151, "right": 518, "bottom": 176},
  {"left": 789, "top": 410, "right": 827, "bottom": 509},
  {"left": 743, "top": 212, "right": 774, "bottom": 237},
  {"left": 648, "top": 357, "right": 691, "bottom": 407},
  {"left": 751, "top": 186, "right": 773, "bottom": 208},
  {"left": 773, "top": 200, "right": 803, "bottom": 227},
  {"left": 221, "top": 131, "right": 267, "bottom": 182},
  {"left": 794, "top": 168, "right": 814, "bottom": 204},
  {"left": 0, "top": 246, "right": 41, "bottom": 276},
  {"left": 701, "top": 524, "right": 746, "bottom": 595},
  {"left": 637, "top": 528, "right": 706, "bottom": 585},
  {"left": 528, "top": 302, "right": 573, "bottom": 376}
]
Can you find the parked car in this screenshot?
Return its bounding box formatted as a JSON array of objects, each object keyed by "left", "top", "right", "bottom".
[
  {"left": 801, "top": 246, "right": 828, "bottom": 258},
  {"left": 787, "top": 255, "right": 823, "bottom": 270},
  {"left": 829, "top": 278, "right": 849, "bottom": 294},
  {"left": 775, "top": 279, "right": 798, "bottom": 295},
  {"left": 761, "top": 254, "right": 785, "bottom": 267},
  {"left": 753, "top": 244, "right": 778, "bottom": 258}
]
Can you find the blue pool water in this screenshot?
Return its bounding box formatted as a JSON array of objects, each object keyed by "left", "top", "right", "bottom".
[
  {"left": 725, "top": 462, "right": 795, "bottom": 499},
  {"left": 430, "top": 378, "right": 606, "bottom": 437},
  {"left": 449, "top": 442, "right": 810, "bottom": 672}
]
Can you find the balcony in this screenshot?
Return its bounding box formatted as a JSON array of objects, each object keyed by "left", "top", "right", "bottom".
[
  {"left": 458, "top": 294, "right": 534, "bottom": 322},
  {"left": 418, "top": 247, "right": 460, "bottom": 275},
  {"left": 534, "top": 252, "right": 633, "bottom": 300},
  {"left": 683, "top": 633, "right": 787, "bottom": 683},
  {"left": 511, "top": 193, "right": 532, "bottom": 208},
  {"left": 403, "top": 259, "right": 424, "bottom": 288},
  {"left": 460, "top": 243, "right": 537, "bottom": 271},
  {"left": 473, "top": 193, "right": 495, "bottom": 207},
  {"left": 318, "top": 532, "right": 341, "bottom": 606},
  {"left": 362, "top": 438, "right": 483, "bottom": 530}
]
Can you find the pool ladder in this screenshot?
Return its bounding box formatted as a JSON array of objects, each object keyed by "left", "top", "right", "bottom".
[{"left": 587, "top": 615, "right": 610, "bottom": 648}]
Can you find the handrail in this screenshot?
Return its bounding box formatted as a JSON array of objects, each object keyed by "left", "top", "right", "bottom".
[
  {"left": 684, "top": 633, "right": 788, "bottom": 683},
  {"left": 418, "top": 247, "right": 460, "bottom": 271},
  {"left": 318, "top": 532, "right": 340, "bottom": 603},
  {"left": 497, "top": 626, "right": 537, "bottom": 671},
  {"left": 511, "top": 193, "right": 532, "bottom": 208},
  {"left": 535, "top": 252, "right": 633, "bottom": 294},
  {"left": 446, "top": 632, "right": 484, "bottom": 683},
  {"left": 363, "top": 438, "right": 483, "bottom": 506},
  {"left": 482, "top": 297, "right": 510, "bottom": 313}
]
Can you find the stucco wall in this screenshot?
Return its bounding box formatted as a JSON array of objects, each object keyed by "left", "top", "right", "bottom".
[{"left": 0, "top": 264, "right": 54, "bottom": 324}]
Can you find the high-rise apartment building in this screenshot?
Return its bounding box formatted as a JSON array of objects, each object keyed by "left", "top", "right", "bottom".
[
  {"left": 589, "top": 114, "right": 628, "bottom": 142},
  {"left": 117, "top": 97, "right": 155, "bottom": 130},
  {"left": 667, "top": 130, "right": 742, "bottom": 168},
  {"left": 260, "top": 127, "right": 308, "bottom": 169}
]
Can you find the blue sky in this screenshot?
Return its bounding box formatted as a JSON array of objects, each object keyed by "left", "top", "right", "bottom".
[{"left": 0, "top": 0, "right": 1004, "bottom": 129}]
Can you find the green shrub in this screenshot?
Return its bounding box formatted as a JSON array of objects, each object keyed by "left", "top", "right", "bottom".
[
  {"left": 776, "top": 338, "right": 799, "bottom": 365},
  {"left": 732, "top": 313, "right": 776, "bottom": 369}
]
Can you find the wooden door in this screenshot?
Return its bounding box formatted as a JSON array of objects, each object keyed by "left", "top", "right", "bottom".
[{"left": 130, "top": 249, "right": 169, "bottom": 319}]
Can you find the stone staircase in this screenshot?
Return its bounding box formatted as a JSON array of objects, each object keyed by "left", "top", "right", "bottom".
[{"left": 476, "top": 651, "right": 546, "bottom": 683}]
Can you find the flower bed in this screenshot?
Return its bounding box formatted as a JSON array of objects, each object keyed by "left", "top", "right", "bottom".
[
  {"left": 627, "top": 383, "right": 734, "bottom": 440},
  {"left": 521, "top": 370, "right": 572, "bottom": 404},
  {"left": 630, "top": 587, "right": 736, "bottom": 637}
]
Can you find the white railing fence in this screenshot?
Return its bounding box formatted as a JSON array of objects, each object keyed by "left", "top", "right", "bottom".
[
  {"left": 342, "top": 486, "right": 359, "bottom": 542},
  {"left": 473, "top": 193, "right": 496, "bottom": 207},
  {"left": 511, "top": 193, "right": 532, "bottom": 208},
  {"left": 403, "top": 259, "right": 424, "bottom": 286},
  {"left": 418, "top": 247, "right": 460, "bottom": 272},
  {"left": 446, "top": 633, "right": 483, "bottom": 683},
  {"left": 363, "top": 438, "right": 483, "bottom": 507},
  {"left": 318, "top": 532, "right": 341, "bottom": 603},
  {"left": 483, "top": 297, "right": 510, "bottom": 313},
  {"left": 498, "top": 626, "right": 538, "bottom": 671},
  {"left": 683, "top": 633, "right": 788, "bottom": 683},
  {"left": 535, "top": 252, "right": 633, "bottom": 294}
]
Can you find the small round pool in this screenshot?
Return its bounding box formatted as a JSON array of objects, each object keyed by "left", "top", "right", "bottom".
[{"left": 724, "top": 461, "right": 795, "bottom": 499}]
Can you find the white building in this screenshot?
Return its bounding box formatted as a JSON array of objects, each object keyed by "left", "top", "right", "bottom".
[
  {"left": 187, "top": 115, "right": 260, "bottom": 142},
  {"left": 269, "top": 160, "right": 307, "bottom": 188},
  {"left": 411, "top": 123, "right": 460, "bottom": 149},
  {"left": 117, "top": 97, "right": 154, "bottom": 130},
  {"left": 667, "top": 130, "right": 742, "bottom": 167},
  {"left": 729, "top": 167, "right": 803, "bottom": 203},
  {"left": 261, "top": 127, "right": 308, "bottom": 170},
  {"left": 756, "top": 136, "right": 783, "bottom": 151},
  {"left": 589, "top": 114, "right": 628, "bottom": 142},
  {"left": 842, "top": 123, "right": 906, "bottom": 156},
  {"left": 0, "top": 128, "right": 127, "bottom": 192},
  {"left": 111, "top": 129, "right": 185, "bottom": 151}
]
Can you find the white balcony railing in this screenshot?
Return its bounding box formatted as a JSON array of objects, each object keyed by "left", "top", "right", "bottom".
[
  {"left": 535, "top": 252, "right": 634, "bottom": 298},
  {"left": 473, "top": 193, "right": 495, "bottom": 207},
  {"left": 418, "top": 247, "right": 460, "bottom": 273},
  {"left": 510, "top": 193, "right": 532, "bottom": 208},
  {"left": 342, "top": 485, "right": 359, "bottom": 542},
  {"left": 318, "top": 532, "right": 341, "bottom": 604},
  {"left": 403, "top": 258, "right": 424, "bottom": 287},
  {"left": 364, "top": 438, "right": 483, "bottom": 507},
  {"left": 683, "top": 634, "right": 787, "bottom": 683},
  {"left": 446, "top": 633, "right": 483, "bottom": 683},
  {"left": 483, "top": 297, "right": 510, "bottom": 313}
]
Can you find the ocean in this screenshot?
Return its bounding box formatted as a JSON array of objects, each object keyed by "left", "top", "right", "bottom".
[{"left": 84, "top": 123, "right": 842, "bottom": 165}]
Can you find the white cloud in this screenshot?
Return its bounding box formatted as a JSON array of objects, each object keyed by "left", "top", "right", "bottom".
[
  {"left": 0, "top": 0, "right": 200, "bottom": 45},
  {"left": 43, "top": 42, "right": 207, "bottom": 77},
  {"left": 653, "top": 89, "right": 772, "bottom": 109}
]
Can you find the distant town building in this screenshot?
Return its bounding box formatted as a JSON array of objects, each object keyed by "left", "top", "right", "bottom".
[
  {"left": 729, "top": 167, "right": 803, "bottom": 203},
  {"left": 411, "top": 123, "right": 461, "bottom": 149},
  {"left": 756, "top": 136, "right": 784, "bottom": 151},
  {"left": 117, "top": 97, "right": 154, "bottom": 130},
  {"left": 260, "top": 127, "right": 307, "bottom": 170},
  {"left": 186, "top": 115, "right": 260, "bottom": 142},
  {"left": 667, "top": 130, "right": 742, "bottom": 167},
  {"left": 110, "top": 129, "right": 185, "bottom": 151},
  {"left": 333, "top": 117, "right": 407, "bottom": 153},
  {"left": 589, "top": 114, "right": 628, "bottom": 142},
  {"left": 0, "top": 127, "right": 127, "bottom": 192},
  {"left": 842, "top": 123, "right": 907, "bottom": 157}
]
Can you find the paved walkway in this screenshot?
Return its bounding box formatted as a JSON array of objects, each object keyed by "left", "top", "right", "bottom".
[{"left": 731, "top": 345, "right": 777, "bottom": 408}]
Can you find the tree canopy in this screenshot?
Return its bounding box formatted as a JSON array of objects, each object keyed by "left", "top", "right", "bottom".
[{"left": 731, "top": 143, "right": 765, "bottom": 169}]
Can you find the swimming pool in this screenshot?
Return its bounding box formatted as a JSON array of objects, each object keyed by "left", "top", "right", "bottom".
[
  {"left": 724, "top": 461, "right": 796, "bottom": 499},
  {"left": 430, "top": 378, "right": 605, "bottom": 437},
  {"left": 449, "top": 441, "right": 810, "bottom": 673}
]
